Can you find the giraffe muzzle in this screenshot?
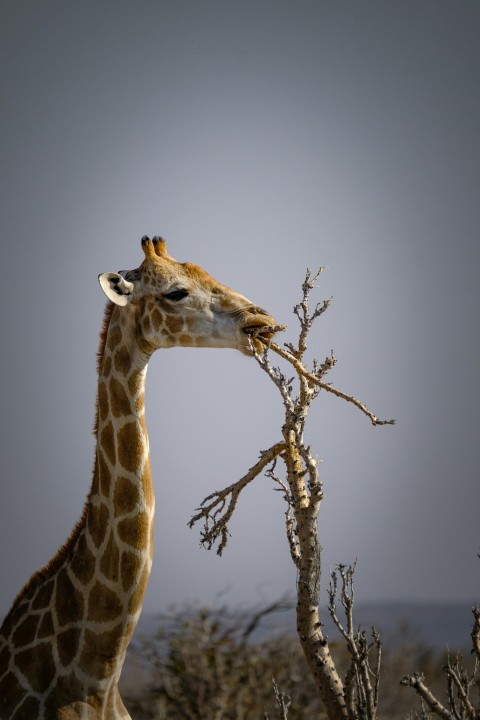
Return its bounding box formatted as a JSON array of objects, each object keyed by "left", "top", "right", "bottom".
[{"left": 241, "top": 308, "right": 285, "bottom": 352}]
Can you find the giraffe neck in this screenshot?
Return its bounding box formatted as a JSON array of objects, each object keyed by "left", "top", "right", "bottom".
[
  {"left": 0, "top": 305, "right": 155, "bottom": 718},
  {"left": 85, "top": 304, "right": 155, "bottom": 659}
]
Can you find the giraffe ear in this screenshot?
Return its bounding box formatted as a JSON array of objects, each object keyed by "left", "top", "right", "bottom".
[{"left": 98, "top": 272, "right": 135, "bottom": 306}]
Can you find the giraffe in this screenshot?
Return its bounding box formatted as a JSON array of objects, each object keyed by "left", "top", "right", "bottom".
[{"left": 0, "top": 236, "right": 277, "bottom": 720}]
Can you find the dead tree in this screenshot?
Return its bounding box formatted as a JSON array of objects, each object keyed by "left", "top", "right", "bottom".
[{"left": 189, "top": 268, "right": 394, "bottom": 720}]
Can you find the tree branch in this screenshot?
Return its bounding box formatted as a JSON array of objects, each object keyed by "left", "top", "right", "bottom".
[
  {"left": 268, "top": 342, "right": 395, "bottom": 427},
  {"left": 328, "top": 563, "right": 381, "bottom": 720},
  {"left": 400, "top": 674, "right": 454, "bottom": 720},
  {"left": 188, "top": 442, "right": 286, "bottom": 555},
  {"left": 471, "top": 605, "right": 480, "bottom": 662}
]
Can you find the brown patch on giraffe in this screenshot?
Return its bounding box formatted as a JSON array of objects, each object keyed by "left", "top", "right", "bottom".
[
  {"left": 16, "top": 642, "right": 56, "bottom": 693},
  {"left": 179, "top": 333, "right": 193, "bottom": 345},
  {"left": 0, "top": 612, "right": 15, "bottom": 642},
  {"left": 57, "top": 626, "right": 81, "bottom": 667},
  {"left": 70, "top": 533, "right": 96, "bottom": 585},
  {"left": 117, "top": 421, "right": 143, "bottom": 473},
  {"left": 120, "top": 551, "right": 142, "bottom": 592},
  {"left": 101, "top": 421, "right": 116, "bottom": 465},
  {"left": 99, "top": 530, "right": 120, "bottom": 581},
  {"left": 0, "top": 671, "right": 25, "bottom": 715},
  {"left": 37, "top": 610, "right": 54, "bottom": 639},
  {"left": 114, "top": 345, "right": 132, "bottom": 374},
  {"left": 12, "top": 613, "right": 41, "bottom": 646},
  {"left": 88, "top": 581, "right": 123, "bottom": 623},
  {"left": 98, "top": 451, "right": 112, "bottom": 498},
  {"left": 134, "top": 390, "right": 145, "bottom": 414},
  {"left": 11, "top": 695, "right": 40, "bottom": 720},
  {"left": 128, "top": 564, "right": 150, "bottom": 614},
  {"left": 106, "top": 325, "right": 122, "bottom": 353},
  {"left": 0, "top": 597, "right": 32, "bottom": 644},
  {"left": 114, "top": 476, "right": 139, "bottom": 515},
  {"left": 109, "top": 376, "right": 132, "bottom": 418},
  {"left": 103, "top": 353, "right": 112, "bottom": 377},
  {"left": 165, "top": 313, "right": 184, "bottom": 334},
  {"left": 97, "top": 381, "right": 109, "bottom": 422},
  {"left": 117, "top": 512, "right": 149, "bottom": 549},
  {"left": 142, "top": 315, "right": 152, "bottom": 335},
  {"left": 127, "top": 373, "right": 145, "bottom": 398},
  {"left": 151, "top": 307, "right": 164, "bottom": 327},
  {"left": 79, "top": 626, "right": 123, "bottom": 679},
  {"left": 56, "top": 567, "right": 85, "bottom": 628},
  {"left": 44, "top": 670, "right": 91, "bottom": 714},
  {"left": 87, "top": 502, "right": 110, "bottom": 549},
  {"left": 0, "top": 643, "right": 10, "bottom": 669},
  {"left": 31, "top": 577, "right": 55, "bottom": 611}
]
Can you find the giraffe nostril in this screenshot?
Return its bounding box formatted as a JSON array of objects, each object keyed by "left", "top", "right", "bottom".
[{"left": 245, "top": 305, "right": 270, "bottom": 317}]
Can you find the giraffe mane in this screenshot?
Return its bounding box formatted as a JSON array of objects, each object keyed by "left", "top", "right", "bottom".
[
  {"left": 93, "top": 301, "right": 115, "bottom": 438},
  {"left": 3, "top": 303, "right": 116, "bottom": 619},
  {"left": 96, "top": 301, "right": 115, "bottom": 376}
]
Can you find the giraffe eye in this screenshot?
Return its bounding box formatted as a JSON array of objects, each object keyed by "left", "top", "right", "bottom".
[{"left": 164, "top": 289, "right": 189, "bottom": 301}]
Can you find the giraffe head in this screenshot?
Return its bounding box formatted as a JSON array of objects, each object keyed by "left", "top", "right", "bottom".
[{"left": 98, "top": 236, "right": 278, "bottom": 356}]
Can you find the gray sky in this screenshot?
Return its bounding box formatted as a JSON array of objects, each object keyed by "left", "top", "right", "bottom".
[{"left": 1, "top": 1, "right": 479, "bottom": 620}]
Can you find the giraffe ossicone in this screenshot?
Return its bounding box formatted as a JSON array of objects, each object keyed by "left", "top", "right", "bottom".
[{"left": 0, "top": 236, "right": 277, "bottom": 720}]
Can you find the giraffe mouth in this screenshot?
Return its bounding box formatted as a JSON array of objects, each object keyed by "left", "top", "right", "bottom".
[
  {"left": 242, "top": 323, "right": 286, "bottom": 347},
  {"left": 239, "top": 305, "right": 284, "bottom": 353}
]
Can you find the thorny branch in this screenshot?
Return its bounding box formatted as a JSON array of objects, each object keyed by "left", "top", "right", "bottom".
[
  {"left": 190, "top": 266, "right": 395, "bottom": 720},
  {"left": 400, "top": 673, "right": 454, "bottom": 720},
  {"left": 401, "top": 604, "right": 480, "bottom": 719},
  {"left": 267, "top": 342, "right": 395, "bottom": 427},
  {"left": 249, "top": 268, "right": 394, "bottom": 427},
  {"left": 188, "top": 442, "right": 286, "bottom": 555}
]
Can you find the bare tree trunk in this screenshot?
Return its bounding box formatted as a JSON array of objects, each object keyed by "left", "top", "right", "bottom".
[{"left": 281, "top": 429, "right": 348, "bottom": 720}]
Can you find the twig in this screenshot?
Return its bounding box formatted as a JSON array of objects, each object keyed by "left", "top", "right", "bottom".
[
  {"left": 241, "top": 597, "right": 293, "bottom": 640},
  {"left": 471, "top": 605, "right": 480, "bottom": 661},
  {"left": 189, "top": 442, "right": 285, "bottom": 555},
  {"left": 269, "top": 342, "right": 395, "bottom": 427},
  {"left": 272, "top": 677, "right": 291, "bottom": 720}
]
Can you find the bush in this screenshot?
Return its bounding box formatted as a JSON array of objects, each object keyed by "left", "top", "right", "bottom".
[{"left": 121, "top": 603, "right": 454, "bottom": 720}]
